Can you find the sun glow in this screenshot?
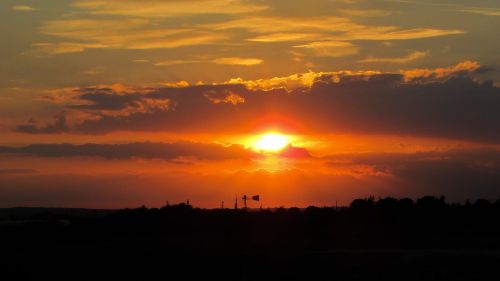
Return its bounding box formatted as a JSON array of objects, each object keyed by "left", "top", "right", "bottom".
[{"left": 253, "top": 133, "right": 289, "bottom": 152}]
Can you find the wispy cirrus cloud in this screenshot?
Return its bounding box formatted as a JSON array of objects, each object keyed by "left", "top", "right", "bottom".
[
  {"left": 338, "top": 9, "right": 393, "bottom": 17},
  {"left": 32, "top": 1, "right": 465, "bottom": 57},
  {"left": 386, "top": 0, "right": 500, "bottom": 17},
  {"left": 248, "top": 33, "right": 324, "bottom": 43},
  {"left": 29, "top": 42, "right": 108, "bottom": 55},
  {"left": 71, "top": 0, "right": 267, "bottom": 18},
  {"left": 12, "top": 5, "right": 36, "bottom": 12},
  {"left": 154, "top": 57, "right": 264, "bottom": 66},
  {"left": 34, "top": 18, "right": 226, "bottom": 54},
  {"left": 359, "top": 50, "right": 429, "bottom": 64},
  {"left": 293, "top": 41, "right": 359, "bottom": 58},
  {"left": 456, "top": 8, "right": 500, "bottom": 17},
  {"left": 29, "top": 0, "right": 263, "bottom": 55},
  {"left": 212, "top": 57, "right": 263, "bottom": 66},
  {"left": 212, "top": 16, "right": 464, "bottom": 41}
]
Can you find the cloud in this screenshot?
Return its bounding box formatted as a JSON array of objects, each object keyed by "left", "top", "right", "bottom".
[
  {"left": 343, "top": 28, "right": 464, "bottom": 41},
  {"left": 35, "top": 18, "right": 226, "bottom": 54},
  {"left": 212, "top": 16, "right": 464, "bottom": 42},
  {"left": 28, "top": 42, "right": 107, "bottom": 55},
  {"left": 0, "top": 142, "right": 256, "bottom": 161},
  {"left": 248, "top": 33, "right": 324, "bottom": 43},
  {"left": 204, "top": 91, "right": 245, "bottom": 105},
  {"left": 359, "top": 50, "right": 429, "bottom": 64},
  {"left": 71, "top": 0, "right": 267, "bottom": 18},
  {"left": 338, "top": 9, "right": 393, "bottom": 17},
  {"left": 154, "top": 59, "right": 204, "bottom": 66},
  {"left": 31, "top": 2, "right": 465, "bottom": 56},
  {"left": 457, "top": 8, "right": 500, "bottom": 16},
  {"left": 18, "top": 61, "right": 500, "bottom": 143},
  {"left": 387, "top": 0, "right": 500, "bottom": 17},
  {"left": 279, "top": 145, "right": 311, "bottom": 158},
  {"left": 225, "top": 70, "right": 383, "bottom": 90},
  {"left": 293, "top": 41, "right": 359, "bottom": 58},
  {"left": 154, "top": 57, "right": 264, "bottom": 66},
  {"left": 66, "top": 91, "right": 164, "bottom": 111},
  {"left": 326, "top": 148, "right": 500, "bottom": 200},
  {"left": 0, "top": 169, "right": 37, "bottom": 174},
  {"left": 402, "top": 60, "right": 481, "bottom": 81},
  {"left": 15, "top": 114, "right": 69, "bottom": 134},
  {"left": 212, "top": 57, "right": 263, "bottom": 66},
  {"left": 12, "top": 5, "right": 36, "bottom": 12},
  {"left": 29, "top": 0, "right": 265, "bottom": 55}
]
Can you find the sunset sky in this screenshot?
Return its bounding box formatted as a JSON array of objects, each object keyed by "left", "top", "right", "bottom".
[{"left": 1, "top": 0, "right": 500, "bottom": 208}]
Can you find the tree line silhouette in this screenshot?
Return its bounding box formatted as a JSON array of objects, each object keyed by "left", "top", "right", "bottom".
[{"left": 1, "top": 195, "right": 500, "bottom": 280}]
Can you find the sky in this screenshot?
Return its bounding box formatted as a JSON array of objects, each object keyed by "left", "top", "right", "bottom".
[{"left": 1, "top": 0, "right": 500, "bottom": 208}]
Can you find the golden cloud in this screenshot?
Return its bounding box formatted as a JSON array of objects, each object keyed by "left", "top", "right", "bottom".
[
  {"left": 338, "top": 9, "right": 392, "bottom": 17},
  {"left": 402, "top": 60, "right": 481, "bottom": 81},
  {"left": 222, "top": 60, "right": 481, "bottom": 90},
  {"left": 33, "top": 3, "right": 465, "bottom": 57},
  {"left": 211, "top": 16, "right": 464, "bottom": 42},
  {"left": 204, "top": 91, "right": 246, "bottom": 105},
  {"left": 359, "top": 51, "right": 429, "bottom": 64},
  {"left": 71, "top": 0, "right": 267, "bottom": 17},
  {"left": 29, "top": 42, "right": 108, "bottom": 55},
  {"left": 12, "top": 5, "right": 36, "bottom": 11},
  {"left": 36, "top": 18, "right": 227, "bottom": 54},
  {"left": 293, "top": 41, "right": 359, "bottom": 58},
  {"left": 154, "top": 57, "right": 263, "bottom": 67},
  {"left": 347, "top": 28, "right": 465, "bottom": 41},
  {"left": 212, "top": 57, "right": 263, "bottom": 66},
  {"left": 225, "top": 69, "right": 383, "bottom": 91},
  {"left": 248, "top": 33, "right": 324, "bottom": 43}
]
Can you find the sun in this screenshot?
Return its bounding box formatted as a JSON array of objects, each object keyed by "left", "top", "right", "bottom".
[{"left": 253, "top": 132, "right": 289, "bottom": 152}]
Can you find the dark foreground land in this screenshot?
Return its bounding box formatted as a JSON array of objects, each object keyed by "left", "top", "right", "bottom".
[{"left": 2, "top": 196, "right": 500, "bottom": 280}]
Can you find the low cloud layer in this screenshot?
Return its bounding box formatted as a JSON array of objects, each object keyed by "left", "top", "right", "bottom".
[
  {"left": 0, "top": 169, "right": 37, "bottom": 174},
  {"left": 327, "top": 148, "right": 500, "bottom": 199},
  {"left": 0, "top": 142, "right": 256, "bottom": 161}
]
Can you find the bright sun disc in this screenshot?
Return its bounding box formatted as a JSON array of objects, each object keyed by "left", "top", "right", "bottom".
[{"left": 254, "top": 133, "right": 289, "bottom": 152}]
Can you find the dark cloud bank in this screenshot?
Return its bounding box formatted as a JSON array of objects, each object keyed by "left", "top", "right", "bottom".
[
  {"left": 327, "top": 148, "right": 500, "bottom": 200},
  {"left": 16, "top": 72, "right": 500, "bottom": 143},
  {"left": 0, "top": 142, "right": 254, "bottom": 161}
]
